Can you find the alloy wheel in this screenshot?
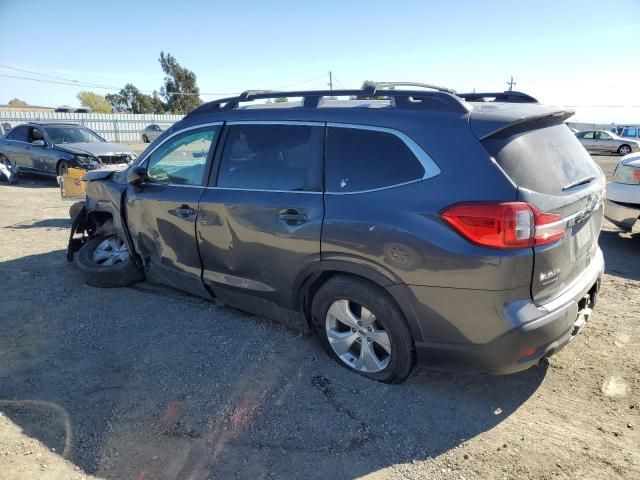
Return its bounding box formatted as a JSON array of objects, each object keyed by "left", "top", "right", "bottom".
[
  {"left": 325, "top": 299, "right": 391, "bottom": 373},
  {"left": 92, "top": 236, "right": 130, "bottom": 266}
]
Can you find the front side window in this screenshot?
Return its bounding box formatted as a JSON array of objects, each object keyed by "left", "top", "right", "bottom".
[
  {"left": 325, "top": 127, "right": 426, "bottom": 193},
  {"left": 595, "top": 132, "right": 611, "bottom": 140},
  {"left": 216, "top": 123, "right": 323, "bottom": 191},
  {"left": 583, "top": 131, "right": 594, "bottom": 139},
  {"left": 146, "top": 126, "right": 218, "bottom": 186}
]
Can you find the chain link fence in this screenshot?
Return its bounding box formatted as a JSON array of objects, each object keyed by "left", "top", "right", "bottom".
[{"left": 0, "top": 111, "right": 184, "bottom": 143}]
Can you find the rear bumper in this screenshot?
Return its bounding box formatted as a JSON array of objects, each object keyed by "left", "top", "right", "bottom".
[
  {"left": 604, "top": 198, "right": 640, "bottom": 231},
  {"left": 411, "top": 248, "right": 604, "bottom": 374}
]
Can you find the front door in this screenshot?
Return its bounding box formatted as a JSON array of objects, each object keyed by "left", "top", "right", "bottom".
[
  {"left": 125, "top": 123, "right": 221, "bottom": 297},
  {"left": 197, "top": 121, "right": 324, "bottom": 311}
]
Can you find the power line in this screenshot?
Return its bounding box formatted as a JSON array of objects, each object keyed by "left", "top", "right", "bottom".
[{"left": 331, "top": 73, "right": 346, "bottom": 89}]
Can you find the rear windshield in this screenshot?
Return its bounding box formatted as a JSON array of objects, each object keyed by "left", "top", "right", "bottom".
[{"left": 483, "top": 124, "right": 601, "bottom": 195}]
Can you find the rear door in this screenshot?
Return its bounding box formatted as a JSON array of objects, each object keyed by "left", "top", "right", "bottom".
[
  {"left": 197, "top": 121, "right": 324, "bottom": 308},
  {"left": 481, "top": 119, "right": 605, "bottom": 305},
  {"left": 4, "top": 125, "right": 30, "bottom": 169},
  {"left": 125, "top": 123, "right": 221, "bottom": 296}
]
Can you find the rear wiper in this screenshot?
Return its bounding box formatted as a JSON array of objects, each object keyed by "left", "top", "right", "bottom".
[{"left": 562, "top": 175, "right": 596, "bottom": 191}]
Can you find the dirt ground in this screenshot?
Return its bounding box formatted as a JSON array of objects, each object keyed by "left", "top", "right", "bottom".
[{"left": 0, "top": 155, "right": 638, "bottom": 480}]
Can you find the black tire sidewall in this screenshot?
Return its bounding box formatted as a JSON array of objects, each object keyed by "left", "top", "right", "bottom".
[
  {"left": 311, "top": 276, "right": 415, "bottom": 383},
  {"left": 76, "top": 235, "right": 143, "bottom": 288}
]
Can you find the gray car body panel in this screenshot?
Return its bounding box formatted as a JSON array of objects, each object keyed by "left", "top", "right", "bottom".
[{"left": 78, "top": 100, "right": 604, "bottom": 373}]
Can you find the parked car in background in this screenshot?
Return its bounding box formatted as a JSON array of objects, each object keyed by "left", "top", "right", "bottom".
[
  {"left": 0, "top": 122, "right": 136, "bottom": 180},
  {"left": 575, "top": 130, "right": 640, "bottom": 156},
  {"left": 605, "top": 153, "right": 640, "bottom": 231},
  {"left": 618, "top": 126, "right": 640, "bottom": 141},
  {"left": 68, "top": 83, "right": 604, "bottom": 383},
  {"left": 141, "top": 124, "right": 163, "bottom": 143}
]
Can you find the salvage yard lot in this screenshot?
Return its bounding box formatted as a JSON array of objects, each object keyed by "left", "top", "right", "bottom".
[{"left": 0, "top": 155, "right": 638, "bottom": 480}]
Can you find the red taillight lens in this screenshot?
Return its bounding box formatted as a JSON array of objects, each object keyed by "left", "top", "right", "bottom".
[{"left": 441, "top": 202, "right": 564, "bottom": 249}]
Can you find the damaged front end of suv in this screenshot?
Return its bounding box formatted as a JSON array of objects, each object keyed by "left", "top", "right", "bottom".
[{"left": 67, "top": 167, "right": 144, "bottom": 287}]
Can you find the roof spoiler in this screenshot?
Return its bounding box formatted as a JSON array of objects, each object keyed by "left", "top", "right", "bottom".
[{"left": 473, "top": 110, "right": 575, "bottom": 141}]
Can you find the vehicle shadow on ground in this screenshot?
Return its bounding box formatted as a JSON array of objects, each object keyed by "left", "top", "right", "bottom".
[
  {"left": 6, "top": 218, "right": 71, "bottom": 229},
  {"left": 0, "top": 250, "right": 547, "bottom": 480},
  {"left": 599, "top": 229, "right": 640, "bottom": 281},
  {"left": 0, "top": 175, "right": 58, "bottom": 189}
]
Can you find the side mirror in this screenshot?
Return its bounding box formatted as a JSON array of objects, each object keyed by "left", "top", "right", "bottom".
[
  {"left": 127, "top": 165, "right": 148, "bottom": 184},
  {"left": 32, "top": 139, "right": 45, "bottom": 147}
]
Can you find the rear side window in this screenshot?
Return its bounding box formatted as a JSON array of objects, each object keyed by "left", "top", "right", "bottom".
[
  {"left": 9, "top": 126, "right": 28, "bottom": 142},
  {"left": 325, "top": 127, "right": 425, "bottom": 193},
  {"left": 483, "top": 123, "right": 601, "bottom": 195},
  {"left": 217, "top": 123, "right": 323, "bottom": 192}
]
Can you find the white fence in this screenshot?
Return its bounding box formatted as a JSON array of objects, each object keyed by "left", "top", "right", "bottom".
[{"left": 0, "top": 111, "right": 184, "bottom": 143}]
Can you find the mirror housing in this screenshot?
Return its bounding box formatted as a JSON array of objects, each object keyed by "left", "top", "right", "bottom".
[
  {"left": 31, "top": 139, "right": 45, "bottom": 147},
  {"left": 127, "top": 165, "right": 148, "bottom": 184}
]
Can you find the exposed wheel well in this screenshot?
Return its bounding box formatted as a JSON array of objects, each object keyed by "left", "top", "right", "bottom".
[
  {"left": 299, "top": 270, "right": 395, "bottom": 331},
  {"left": 87, "top": 210, "right": 115, "bottom": 236},
  {"left": 55, "top": 159, "right": 68, "bottom": 173}
]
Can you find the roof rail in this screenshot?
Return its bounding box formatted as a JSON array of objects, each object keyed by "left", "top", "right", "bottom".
[
  {"left": 370, "top": 81, "right": 456, "bottom": 94},
  {"left": 457, "top": 91, "right": 538, "bottom": 103},
  {"left": 185, "top": 83, "right": 470, "bottom": 118}
]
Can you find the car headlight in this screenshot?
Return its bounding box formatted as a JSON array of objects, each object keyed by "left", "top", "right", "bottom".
[{"left": 612, "top": 164, "right": 640, "bottom": 185}]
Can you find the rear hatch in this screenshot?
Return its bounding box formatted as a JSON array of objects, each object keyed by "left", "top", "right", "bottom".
[{"left": 470, "top": 104, "right": 605, "bottom": 305}]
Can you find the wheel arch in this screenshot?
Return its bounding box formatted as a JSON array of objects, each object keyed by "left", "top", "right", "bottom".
[{"left": 294, "top": 261, "right": 424, "bottom": 342}]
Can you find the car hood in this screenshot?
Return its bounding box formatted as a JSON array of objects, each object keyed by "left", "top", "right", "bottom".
[
  {"left": 56, "top": 142, "right": 134, "bottom": 157},
  {"left": 621, "top": 153, "right": 640, "bottom": 167}
]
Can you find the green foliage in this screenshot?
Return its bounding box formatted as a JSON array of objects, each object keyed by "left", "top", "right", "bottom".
[
  {"left": 106, "top": 84, "right": 165, "bottom": 114},
  {"left": 8, "top": 98, "right": 28, "bottom": 107},
  {"left": 77, "top": 91, "right": 112, "bottom": 113},
  {"left": 159, "top": 52, "right": 203, "bottom": 114},
  {"left": 274, "top": 97, "right": 288, "bottom": 103}
]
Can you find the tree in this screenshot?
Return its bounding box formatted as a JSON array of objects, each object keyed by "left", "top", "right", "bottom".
[
  {"left": 106, "top": 84, "right": 165, "bottom": 114},
  {"left": 77, "top": 91, "right": 112, "bottom": 113},
  {"left": 8, "top": 98, "right": 27, "bottom": 107},
  {"left": 159, "top": 52, "right": 202, "bottom": 114}
]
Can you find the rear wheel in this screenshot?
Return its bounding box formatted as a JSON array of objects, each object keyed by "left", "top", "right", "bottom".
[
  {"left": 618, "top": 144, "right": 632, "bottom": 156},
  {"left": 76, "top": 235, "right": 143, "bottom": 288},
  {"left": 311, "top": 276, "right": 415, "bottom": 383},
  {"left": 0, "top": 154, "right": 17, "bottom": 184}
]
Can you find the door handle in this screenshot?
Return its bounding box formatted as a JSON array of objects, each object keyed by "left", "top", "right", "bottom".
[
  {"left": 174, "top": 204, "right": 197, "bottom": 219},
  {"left": 279, "top": 209, "right": 307, "bottom": 224}
]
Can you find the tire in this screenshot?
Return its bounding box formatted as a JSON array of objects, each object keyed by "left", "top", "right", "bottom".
[
  {"left": 75, "top": 235, "right": 143, "bottom": 288},
  {"left": 143, "top": 134, "right": 149, "bottom": 143},
  {"left": 57, "top": 160, "right": 69, "bottom": 177},
  {"left": 0, "top": 154, "right": 18, "bottom": 184},
  {"left": 311, "top": 275, "right": 415, "bottom": 383},
  {"left": 618, "top": 145, "right": 632, "bottom": 156}
]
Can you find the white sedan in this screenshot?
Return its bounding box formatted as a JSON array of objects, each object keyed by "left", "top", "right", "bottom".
[{"left": 606, "top": 153, "right": 640, "bottom": 231}]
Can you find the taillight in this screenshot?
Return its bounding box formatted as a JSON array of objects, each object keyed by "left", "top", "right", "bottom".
[{"left": 441, "top": 202, "right": 564, "bottom": 250}]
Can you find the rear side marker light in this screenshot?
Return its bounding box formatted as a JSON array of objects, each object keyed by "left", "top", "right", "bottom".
[{"left": 441, "top": 202, "right": 564, "bottom": 250}]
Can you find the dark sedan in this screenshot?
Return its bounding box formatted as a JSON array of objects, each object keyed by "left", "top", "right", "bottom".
[{"left": 0, "top": 122, "right": 137, "bottom": 180}]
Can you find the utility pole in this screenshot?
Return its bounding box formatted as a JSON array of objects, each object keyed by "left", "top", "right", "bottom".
[
  {"left": 328, "top": 71, "right": 333, "bottom": 92},
  {"left": 507, "top": 75, "right": 516, "bottom": 91}
]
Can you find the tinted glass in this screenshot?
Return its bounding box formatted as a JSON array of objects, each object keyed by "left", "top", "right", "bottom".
[
  {"left": 10, "top": 126, "right": 28, "bottom": 142},
  {"left": 325, "top": 127, "right": 425, "bottom": 192},
  {"left": 217, "top": 124, "right": 323, "bottom": 191},
  {"left": 147, "top": 127, "right": 218, "bottom": 186},
  {"left": 483, "top": 123, "right": 601, "bottom": 195},
  {"left": 622, "top": 128, "right": 638, "bottom": 138}
]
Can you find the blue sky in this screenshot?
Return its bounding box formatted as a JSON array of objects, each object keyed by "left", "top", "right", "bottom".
[{"left": 1, "top": 0, "right": 639, "bottom": 122}]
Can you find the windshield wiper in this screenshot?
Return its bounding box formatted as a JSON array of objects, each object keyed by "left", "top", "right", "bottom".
[{"left": 562, "top": 175, "right": 596, "bottom": 191}]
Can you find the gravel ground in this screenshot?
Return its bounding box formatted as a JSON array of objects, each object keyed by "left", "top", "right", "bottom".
[{"left": 0, "top": 155, "right": 638, "bottom": 480}]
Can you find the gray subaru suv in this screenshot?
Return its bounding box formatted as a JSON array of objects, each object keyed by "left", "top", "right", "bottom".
[{"left": 68, "top": 83, "right": 605, "bottom": 383}]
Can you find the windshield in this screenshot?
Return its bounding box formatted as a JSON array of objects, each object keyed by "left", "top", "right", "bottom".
[{"left": 44, "top": 126, "right": 104, "bottom": 144}]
